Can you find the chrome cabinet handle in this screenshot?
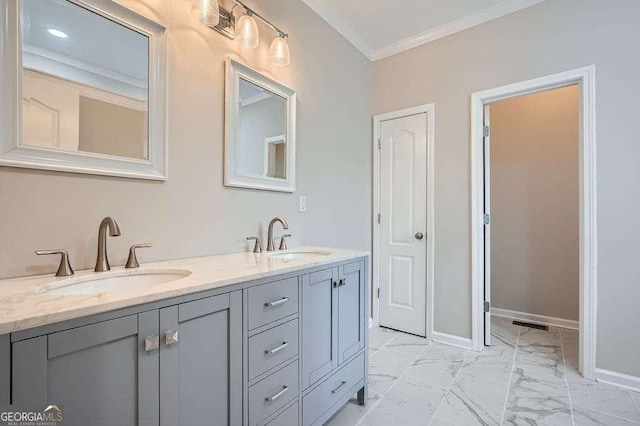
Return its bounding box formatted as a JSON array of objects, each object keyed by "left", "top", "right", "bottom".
[
  {"left": 165, "top": 330, "right": 178, "bottom": 346},
  {"left": 145, "top": 335, "right": 159, "bottom": 351},
  {"left": 264, "top": 297, "right": 289, "bottom": 307},
  {"left": 265, "top": 341, "right": 288, "bottom": 355},
  {"left": 265, "top": 386, "right": 289, "bottom": 402},
  {"left": 415, "top": 232, "right": 424, "bottom": 240},
  {"left": 339, "top": 278, "right": 346, "bottom": 286},
  {"left": 331, "top": 380, "right": 347, "bottom": 394}
]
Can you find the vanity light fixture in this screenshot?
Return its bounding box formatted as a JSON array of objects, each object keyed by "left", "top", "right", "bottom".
[
  {"left": 269, "top": 33, "right": 290, "bottom": 67},
  {"left": 200, "top": 0, "right": 291, "bottom": 66},
  {"left": 47, "top": 28, "right": 68, "bottom": 39},
  {"left": 192, "top": 0, "right": 220, "bottom": 26},
  {"left": 236, "top": 11, "right": 259, "bottom": 49}
]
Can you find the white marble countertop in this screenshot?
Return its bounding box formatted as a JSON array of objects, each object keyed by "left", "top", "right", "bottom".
[{"left": 0, "top": 247, "right": 369, "bottom": 334}]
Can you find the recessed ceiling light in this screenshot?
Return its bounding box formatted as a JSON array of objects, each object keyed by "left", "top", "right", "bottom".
[{"left": 47, "top": 28, "right": 68, "bottom": 39}]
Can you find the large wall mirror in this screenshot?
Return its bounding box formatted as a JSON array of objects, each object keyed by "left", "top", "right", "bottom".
[
  {"left": 225, "top": 59, "right": 296, "bottom": 192},
  {"left": 0, "top": 0, "right": 167, "bottom": 180}
]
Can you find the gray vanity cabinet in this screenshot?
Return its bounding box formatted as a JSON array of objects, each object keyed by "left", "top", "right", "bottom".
[
  {"left": 10, "top": 292, "right": 243, "bottom": 426},
  {"left": 301, "top": 261, "right": 366, "bottom": 387},
  {"left": 12, "top": 312, "right": 160, "bottom": 426},
  {"left": 337, "top": 262, "right": 366, "bottom": 364},
  {"left": 159, "top": 292, "right": 242, "bottom": 426},
  {"left": 301, "top": 267, "right": 339, "bottom": 389}
]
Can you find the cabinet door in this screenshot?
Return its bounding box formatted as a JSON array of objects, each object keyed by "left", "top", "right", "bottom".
[
  {"left": 160, "top": 292, "right": 242, "bottom": 426},
  {"left": 12, "top": 312, "right": 160, "bottom": 426},
  {"left": 338, "top": 261, "right": 366, "bottom": 364},
  {"left": 301, "top": 267, "right": 338, "bottom": 389}
]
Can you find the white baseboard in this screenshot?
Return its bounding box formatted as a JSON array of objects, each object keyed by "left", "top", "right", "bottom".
[
  {"left": 492, "top": 308, "right": 579, "bottom": 330},
  {"left": 596, "top": 368, "right": 640, "bottom": 392},
  {"left": 433, "top": 331, "right": 473, "bottom": 350}
]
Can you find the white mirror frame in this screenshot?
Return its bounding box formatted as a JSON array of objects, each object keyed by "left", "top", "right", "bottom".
[
  {"left": 225, "top": 58, "right": 297, "bottom": 192},
  {"left": 0, "top": 0, "right": 168, "bottom": 180}
]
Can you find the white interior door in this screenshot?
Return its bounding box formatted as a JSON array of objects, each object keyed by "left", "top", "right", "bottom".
[
  {"left": 483, "top": 104, "right": 492, "bottom": 346},
  {"left": 379, "top": 113, "right": 428, "bottom": 337}
]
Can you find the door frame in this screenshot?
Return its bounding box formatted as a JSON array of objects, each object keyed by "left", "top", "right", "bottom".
[
  {"left": 470, "top": 66, "right": 597, "bottom": 380},
  {"left": 372, "top": 103, "right": 435, "bottom": 340}
]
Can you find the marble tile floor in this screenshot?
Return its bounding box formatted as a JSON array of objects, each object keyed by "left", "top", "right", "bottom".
[{"left": 327, "top": 317, "right": 640, "bottom": 426}]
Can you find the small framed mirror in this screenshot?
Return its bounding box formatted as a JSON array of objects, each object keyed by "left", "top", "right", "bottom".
[
  {"left": 0, "top": 0, "right": 167, "bottom": 180},
  {"left": 225, "top": 59, "right": 296, "bottom": 192}
]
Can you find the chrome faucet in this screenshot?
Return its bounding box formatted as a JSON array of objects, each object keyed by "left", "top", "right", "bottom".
[
  {"left": 95, "top": 217, "right": 121, "bottom": 272},
  {"left": 267, "top": 217, "right": 289, "bottom": 251}
]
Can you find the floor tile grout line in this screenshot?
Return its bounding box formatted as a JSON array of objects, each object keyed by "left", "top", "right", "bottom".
[
  {"left": 499, "top": 326, "right": 521, "bottom": 425},
  {"left": 571, "top": 403, "right": 640, "bottom": 425},
  {"left": 632, "top": 390, "right": 640, "bottom": 415},
  {"left": 355, "top": 336, "right": 433, "bottom": 426},
  {"left": 559, "top": 324, "right": 576, "bottom": 425},
  {"left": 428, "top": 349, "right": 470, "bottom": 425}
]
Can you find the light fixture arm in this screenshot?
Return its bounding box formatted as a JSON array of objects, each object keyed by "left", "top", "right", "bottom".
[{"left": 232, "top": 0, "right": 288, "bottom": 38}]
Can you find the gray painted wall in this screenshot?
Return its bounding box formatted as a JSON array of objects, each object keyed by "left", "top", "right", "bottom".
[
  {"left": 490, "top": 86, "right": 579, "bottom": 321},
  {"left": 374, "top": 0, "right": 640, "bottom": 376},
  {"left": 0, "top": 0, "right": 372, "bottom": 278}
]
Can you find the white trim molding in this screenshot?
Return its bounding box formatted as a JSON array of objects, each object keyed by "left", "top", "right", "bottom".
[
  {"left": 302, "top": 0, "right": 548, "bottom": 62},
  {"left": 595, "top": 369, "right": 640, "bottom": 393},
  {"left": 433, "top": 332, "right": 473, "bottom": 350},
  {"left": 491, "top": 309, "right": 579, "bottom": 331},
  {"left": 372, "top": 103, "right": 435, "bottom": 341},
  {"left": 300, "top": 0, "right": 374, "bottom": 60},
  {"left": 371, "top": 0, "right": 548, "bottom": 61},
  {"left": 470, "top": 66, "right": 597, "bottom": 380}
]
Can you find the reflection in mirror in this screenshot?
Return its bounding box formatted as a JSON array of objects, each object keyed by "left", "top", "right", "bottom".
[
  {"left": 237, "top": 78, "right": 287, "bottom": 180},
  {"left": 21, "top": 0, "right": 149, "bottom": 160}
]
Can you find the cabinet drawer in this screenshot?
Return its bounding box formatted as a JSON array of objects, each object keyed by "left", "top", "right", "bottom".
[
  {"left": 249, "top": 319, "right": 299, "bottom": 380},
  {"left": 249, "top": 360, "right": 299, "bottom": 426},
  {"left": 302, "top": 353, "right": 365, "bottom": 426},
  {"left": 265, "top": 402, "right": 298, "bottom": 426},
  {"left": 248, "top": 277, "right": 299, "bottom": 329}
]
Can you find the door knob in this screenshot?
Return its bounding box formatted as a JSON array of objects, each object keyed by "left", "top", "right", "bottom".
[{"left": 415, "top": 232, "right": 424, "bottom": 240}]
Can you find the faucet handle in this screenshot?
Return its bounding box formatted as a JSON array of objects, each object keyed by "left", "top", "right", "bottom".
[
  {"left": 125, "top": 243, "right": 152, "bottom": 269},
  {"left": 279, "top": 234, "right": 292, "bottom": 251},
  {"left": 246, "top": 236, "right": 262, "bottom": 253},
  {"left": 36, "top": 249, "right": 74, "bottom": 277}
]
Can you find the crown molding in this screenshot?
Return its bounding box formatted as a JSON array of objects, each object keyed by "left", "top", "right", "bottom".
[
  {"left": 303, "top": 0, "right": 548, "bottom": 62},
  {"left": 300, "top": 0, "right": 374, "bottom": 60},
  {"left": 371, "top": 0, "right": 548, "bottom": 60}
]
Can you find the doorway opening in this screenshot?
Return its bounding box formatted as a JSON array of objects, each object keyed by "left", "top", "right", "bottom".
[
  {"left": 470, "top": 66, "right": 597, "bottom": 380},
  {"left": 372, "top": 104, "right": 435, "bottom": 339}
]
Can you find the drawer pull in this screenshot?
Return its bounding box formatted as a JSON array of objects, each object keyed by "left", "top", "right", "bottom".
[
  {"left": 144, "top": 335, "right": 159, "bottom": 352},
  {"left": 331, "top": 381, "right": 347, "bottom": 395},
  {"left": 265, "top": 341, "right": 289, "bottom": 355},
  {"left": 264, "top": 297, "right": 289, "bottom": 307},
  {"left": 265, "top": 385, "right": 289, "bottom": 402}
]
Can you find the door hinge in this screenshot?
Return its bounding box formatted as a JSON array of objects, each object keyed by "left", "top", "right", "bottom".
[
  {"left": 378, "top": 139, "right": 381, "bottom": 150},
  {"left": 377, "top": 213, "right": 381, "bottom": 224},
  {"left": 377, "top": 288, "right": 380, "bottom": 298},
  {"left": 484, "top": 301, "right": 490, "bottom": 313},
  {"left": 483, "top": 126, "right": 490, "bottom": 137},
  {"left": 483, "top": 214, "right": 490, "bottom": 225}
]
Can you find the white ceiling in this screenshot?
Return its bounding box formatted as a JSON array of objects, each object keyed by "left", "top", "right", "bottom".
[{"left": 302, "top": 0, "right": 548, "bottom": 61}]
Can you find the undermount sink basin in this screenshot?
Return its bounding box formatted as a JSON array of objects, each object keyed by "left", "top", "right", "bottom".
[
  {"left": 36, "top": 269, "right": 192, "bottom": 296},
  {"left": 267, "top": 249, "right": 332, "bottom": 260}
]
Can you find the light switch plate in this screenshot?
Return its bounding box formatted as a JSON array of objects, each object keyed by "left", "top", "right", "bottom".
[{"left": 298, "top": 196, "right": 307, "bottom": 212}]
